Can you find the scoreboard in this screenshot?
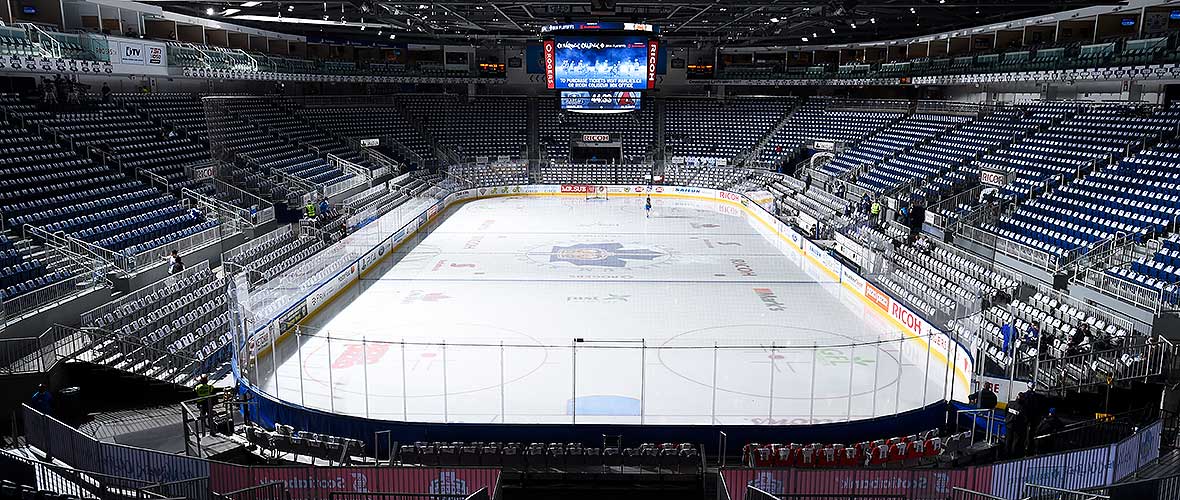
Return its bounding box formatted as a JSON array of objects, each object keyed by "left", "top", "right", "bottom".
[{"left": 560, "top": 91, "right": 641, "bottom": 111}]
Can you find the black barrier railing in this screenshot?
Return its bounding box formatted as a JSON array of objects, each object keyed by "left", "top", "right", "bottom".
[
  {"left": 1030, "top": 406, "right": 1158, "bottom": 456},
  {"left": 951, "top": 487, "right": 1006, "bottom": 500},
  {"left": 19, "top": 404, "right": 502, "bottom": 500},
  {"left": 1, "top": 450, "right": 159, "bottom": 500},
  {"left": 216, "top": 481, "right": 288, "bottom": 500},
  {"left": 329, "top": 493, "right": 469, "bottom": 500},
  {"left": 1087, "top": 473, "right": 1180, "bottom": 500},
  {"left": 139, "top": 477, "right": 213, "bottom": 500}
]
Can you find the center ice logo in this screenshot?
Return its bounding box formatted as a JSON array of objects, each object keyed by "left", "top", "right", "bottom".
[{"left": 548, "top": 243, "right": 663, "bottom": 268}]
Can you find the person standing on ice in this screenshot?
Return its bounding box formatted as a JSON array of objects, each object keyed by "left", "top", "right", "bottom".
[{"left": 645, "top": 196, "right": 652, "bottom": 218}]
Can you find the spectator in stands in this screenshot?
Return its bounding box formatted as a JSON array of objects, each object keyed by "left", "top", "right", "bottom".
[
  {"left": 164, "top": 250, "right": 184, "bottom": 275},
  {"left": 318, "top": 199, "right": 331, "bottom": 219},
  {"left": 968, "top": 384, "right": 997, "bottom": 411},
  {"left": 1070, "top": 323, "right": 1091, "bottom": 352},
  {"left": 38, "top": 76, "right": 54, "bottom": 105},
  {"left": 1006, "top": 392, "right": 1030, "bottom": 456},
  {"left": 869, "top": 198, "right": 882, "bottom": 226},
  {"left": 194, "top": 374, "right": 216, "bottom": 435},
  {"left": 899, "top": 202, "right": 911, "bottom": 226},
  {"left": 859, "top": 194, "right": 871, "bottom": 215},
  {"left": 52, "top": 74, "right": 65, "bottom": 105},
  {"left": 915, "top": 235, "right": 933, "bottom": 255},
  {"left": 804, "top": 172, "right": 812, "bottom": 192},
  {"left": 1001, "top": 322, "right": 1015, "bottom": 354},
  {"left": 909, "top": 201, "right": 926, "bottom": 236},
  {"left": 101, "top": 82, "right": 111, "bottom": 103},
  {"left": 1034, "top": 407, "right": 1065, "bottom": 453},
  {"left": 30, "top": 384, "right": 52, "bottom": 414},
  {"left": 1026, "top": 321, "right": 1041, "bottom": 345},
  {"left": 189, "top": 207, "right": 203, "bottom": 222}
]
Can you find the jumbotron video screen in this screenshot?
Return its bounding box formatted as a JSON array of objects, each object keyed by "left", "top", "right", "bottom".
[{"left": 545, "top": 35, "right": 658, "bottom": 90}]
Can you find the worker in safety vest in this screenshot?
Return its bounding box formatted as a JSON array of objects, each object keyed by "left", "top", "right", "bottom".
[{"left": 194, "top": 375, "right": 217, "bottom": 435}]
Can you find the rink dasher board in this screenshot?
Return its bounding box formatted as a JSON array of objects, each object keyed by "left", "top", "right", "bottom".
[{"left": 242, "top": 184, "right": 974, "bottom": 404}]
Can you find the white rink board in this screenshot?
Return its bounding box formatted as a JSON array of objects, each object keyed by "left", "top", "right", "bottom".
[{"left": 253, "top": 192, "right": 967, "bottom": 425}]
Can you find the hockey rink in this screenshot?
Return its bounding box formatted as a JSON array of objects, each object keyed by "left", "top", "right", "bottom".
[{"left": 254, "top": 195, "right": 951, "bottom": 425}]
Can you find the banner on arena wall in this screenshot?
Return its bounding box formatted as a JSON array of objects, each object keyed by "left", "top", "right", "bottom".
[
  {"left": 359, "top": 138, "right": 380, "bottom": 147},
  {"left": 722, "top": 468, "right": 990, "bottom": 500},
  {"left": 1112, "top": 419, "right": 1162, "bottom": 481},
  {"left": 543, "top": 39, "right": 556, "bottom": 89},
  {"left": 210, "top": 465, "right": 499, "bottom": 500},
  {"left": 646, "top": 39, "right": 660, "bottom": 88},
  {"left": 107, "top": 39, "right": 166, "bottom": 66},
  {"left": 98, "top": 443, "right": 210, "bottom": 484},
  {"left": 560, "top": 184, "right": 596, "bottom": 194},
  {"left": 988, "top": 444, "right": 1114, "bottom": 499}
]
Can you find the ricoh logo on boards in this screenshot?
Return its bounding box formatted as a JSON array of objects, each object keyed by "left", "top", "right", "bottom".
[
  {"left": 890, "top": 302, "right": 922, "bottom": 334},
  {"left": 731, "top": 259, "right": 757, "bottom": 277},
  {"left": 719, "top": 191, "right": 741, "bottom": 202},
  {"left": 753, "top": 288, "right": 785, "bottom": 311}
]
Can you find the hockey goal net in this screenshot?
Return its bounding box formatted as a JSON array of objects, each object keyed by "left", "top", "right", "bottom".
[{"left": 586, "top": 186, "right": 609, "bottom": 200}]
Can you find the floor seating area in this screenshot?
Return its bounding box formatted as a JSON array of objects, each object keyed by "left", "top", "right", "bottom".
[
  {"left": 741, "top": 429, "right": 967, "bottom": 468},
  {"left": 245, "top": 423, "right": 366, "bottom": 463},
  {"left": 1106, "top": 233, "right": 1180, "bottom": 307},
  {"left": 297, "top": 102, "right": 436, "bottom": 165},
  {"left": 759, "top": 99, "right": 902, "bottom": 166},
  {"left": 986, "top": 119, "right": 1180, "bottom": 259},
  {"left": 538, "top": 102, "right": 655, "bottom": 162},
  {"left": 83, "top": 263, "right": 232, "bottom": 383},
  {"left": 538, "top": 163, "right": 653, "bottom": 185},
  {"left": 0, "top": 103, "right": 216, "bottom": 259},
  {"left": 400, "top": 95, "right": 528, "bottom": 160},
  {"left": 820, "top": 114, "right": 970, "bottom": 179},
  {"left": 666, "top": 97, "right": 794, "bottom": 162},
  {"left": 857, "top": 108, "right": 1034, "bottom": 196}
]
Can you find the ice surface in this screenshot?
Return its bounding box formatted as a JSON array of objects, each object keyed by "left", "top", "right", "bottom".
[{"left": 254, "top": 196, "right": 949, "bottom": 425}]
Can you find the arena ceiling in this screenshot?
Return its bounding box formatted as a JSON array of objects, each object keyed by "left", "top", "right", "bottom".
[{"left": 151, "top": 1, "right": 1123, "bottom": 45}]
